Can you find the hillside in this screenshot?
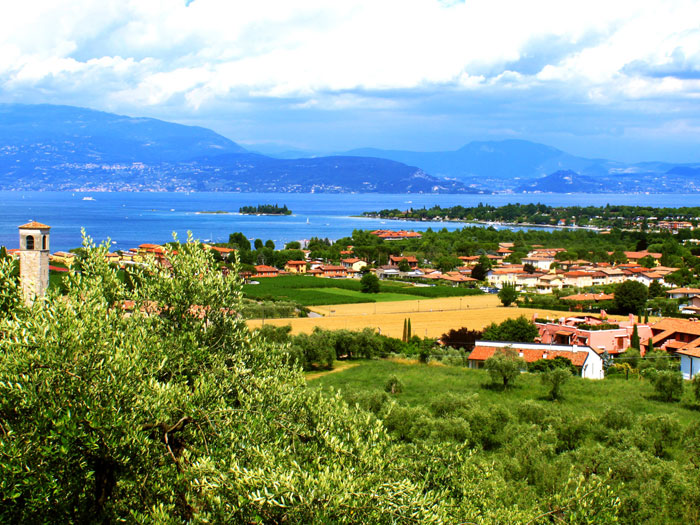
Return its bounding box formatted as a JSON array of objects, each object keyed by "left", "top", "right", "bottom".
[{"left": 0, "top": 104, "right": 475, "bottom": 193}]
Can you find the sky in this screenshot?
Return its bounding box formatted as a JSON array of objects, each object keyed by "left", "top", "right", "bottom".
[{"left": 1, "top": 0, "right": 700, "bottom": 162}]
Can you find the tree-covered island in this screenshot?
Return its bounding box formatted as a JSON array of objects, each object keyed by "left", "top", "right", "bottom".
[
  {"left": 363, "top": 203, "right": 700, "bottom": 230},
  {"left": 239, "top": 203, "right": 292, "bottom": 215}
]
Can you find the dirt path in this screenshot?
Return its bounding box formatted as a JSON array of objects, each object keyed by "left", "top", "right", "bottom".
[{"left": 305, "top": 361, "right": 359, "bottom": 381}]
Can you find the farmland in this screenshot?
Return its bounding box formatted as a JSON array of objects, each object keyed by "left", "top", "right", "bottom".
[
  {"left": 242, "top": 274, "right": 481, "bottom": 306},
  {"left": 248, "top": 293, "right": 628, "bottom": 338}
]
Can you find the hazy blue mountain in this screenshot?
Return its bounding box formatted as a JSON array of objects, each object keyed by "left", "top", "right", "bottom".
[
  {"left": 0, "top": 104, "right": 475, "bottom": 193},
  {"left": 0, "top": 103, "right": 247, "bottom": 163},
  {"left": 343, "top": 140, "right": 601, "bottom": 181},
  {"left": 516, "top": 168, "right": 700, "bottom": 193}
]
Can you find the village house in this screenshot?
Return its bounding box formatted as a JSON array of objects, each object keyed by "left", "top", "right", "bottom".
[
  {"left": 680, "top": 295, "right": 700, "bottom": 315},
  {"left": 677, "top": 347, "right": 700, "bottom": 379},
  {"left": 649, "top": 318, "right": 700, "bottom": 354},
  {"left": 598, "top": 267, "right": 626, "bottom": 285},
  {"left": 486, "top": 267, "right": 521, "bottom": 289},
  {"left": 49, "top": 251, "right": 76, "bottom": 266},
  {"left": 468, "top": 341, "right": 605, "bottom": 379},
  {"left": 666, "top": 287, "right": 700, "bottom": 300},
  {"left": 369, "top": 229, "right": 422, "bottom": 241},
  {"left": 388, "top": 255, "right": 419, "bottom": 269},
  {"left": 622, "top": 250, "right": 663, "bottom": 265},
  {"left": 535, "top": 314, "right": 651, "bottom": 356},
  {"left": 634, "top": 271, "right": 665, "bottom": 287},
  {"left": 253, "top": 265, "right": 279, "bottom": 278},
  {"left": 341, "top": 257, "right": 368, "bottom": 272},
  {"left": 562, "top": 271, "right": 594, "bottom": 289},
  {"left": 284, "top": 260, "right": 308, "bottom": 274},
  {"left": 521, "top": 254, "right": 555, "bottom": 271},
  {"left": 318, "top": 265, "right": 348, "bottom": 278},
  {"left": 535, "top": 273, "right": 564, "bottom": 294}
]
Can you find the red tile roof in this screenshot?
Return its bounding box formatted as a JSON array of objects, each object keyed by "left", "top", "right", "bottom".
[
  {"left": 468, "top": 346, "right": 589, "bottom": 367},
  {"left": 19, "top": 221, "right": 51, "bottom": 229}
]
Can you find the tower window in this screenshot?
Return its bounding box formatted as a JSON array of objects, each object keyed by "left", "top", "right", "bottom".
[
  {"left": 26, "top": 236, "right": 34, "bottom": 250},
  {"left": 42, "top": 236, "right": 47, "bottom": 250}
]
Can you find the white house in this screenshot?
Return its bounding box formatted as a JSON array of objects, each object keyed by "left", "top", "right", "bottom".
[
  {"left": 468, "top": 341, "right": 605, "bottom": 379},
  {"left": 677, "top": 348, "right": 700, "bottom": 380}
]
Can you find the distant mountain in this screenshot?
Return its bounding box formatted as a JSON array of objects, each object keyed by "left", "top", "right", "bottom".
[
  {"left": 0, "top": 104, "right": 476, "bottom": 193},
  {"left": 343, "top": 139, "right": 700, "bottom": 193},
  {"left": 0, "top": 103, "right": 247, "bottom": 163},
  {"left": 516, "top": 168, "right": 700, "bottom": 193},
  {"left": 516, "top": 170, "right": 606, "bottom": 193},
  {"left": 343, "top": 140, "right": 606, "bottom": 188}
]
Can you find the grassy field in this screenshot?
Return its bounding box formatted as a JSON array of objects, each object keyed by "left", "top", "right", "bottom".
[
  {"left": 309, "top": 359, "right": 698, "bottom": 424},
  {"left": 248, "top": 293, "right": 629, "bottom": 339},
  {"left": 243, "top": 275, "right": 481, "bottom": 306}
]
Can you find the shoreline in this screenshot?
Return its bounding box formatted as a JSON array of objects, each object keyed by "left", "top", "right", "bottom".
[{"left": 355, "top": 215, "right": 605, "bottom": 232}]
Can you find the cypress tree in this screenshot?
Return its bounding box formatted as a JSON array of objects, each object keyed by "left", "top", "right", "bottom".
[
  {"left": 407, "top": 318, "right": 412, "bottom": 340},
  {"left": 402, "top": 318, "right": 407, "bottom": 343},
  {"left": 631, "top": 324, "right": 640, "bottom": 349}
]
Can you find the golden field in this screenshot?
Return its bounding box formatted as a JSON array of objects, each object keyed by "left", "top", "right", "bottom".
[{"left": 247, "top": 294, "right": 630, "bottom": 339}]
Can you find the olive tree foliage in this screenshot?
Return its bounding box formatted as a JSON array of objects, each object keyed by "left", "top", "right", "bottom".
[
  {"left": 0, "top": 232, "right": 450, "bottom": 523},
  {"left": 485, "top": 348, "right": 525, "bottom": 389},
  {"left": 0, "top": 256, "right": 24, "bottom": 319},
  {"left": 0, "top": 233, "right": 624, "bottom": 523},
  {"left": 541, "top": 368, "right": 571, "bottom": 400},
  {"left": 651, "top": 370, "right": 684, "bottom": 402}
]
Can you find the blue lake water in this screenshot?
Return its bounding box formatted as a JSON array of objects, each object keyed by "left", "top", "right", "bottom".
[{"left": 2, "top": 191, "right": 699, "bottom": 252}]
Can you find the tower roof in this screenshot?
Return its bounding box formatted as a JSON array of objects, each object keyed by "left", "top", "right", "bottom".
[{"left": 19, "top": 221, "right": 51, "bottom": 230}]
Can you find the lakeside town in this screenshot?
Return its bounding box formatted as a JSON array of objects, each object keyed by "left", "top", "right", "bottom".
[{"left": 7, "top": 215, "right": 700, "bottom": 384}]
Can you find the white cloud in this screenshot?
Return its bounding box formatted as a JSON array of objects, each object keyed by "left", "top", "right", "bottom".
[{"left": 1, "top": 0, "right": 700, "bottom": 145}]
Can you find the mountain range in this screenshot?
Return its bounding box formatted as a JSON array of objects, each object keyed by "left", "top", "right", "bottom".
[
  {"left": 0, "top": 104, "right": 471, "bottom": 193},
  {"left": 342, "top": 142, "right": 700, "bottom": 192},
  {"left": 1, "top": 103, "right": 699, "bottom": 193}
]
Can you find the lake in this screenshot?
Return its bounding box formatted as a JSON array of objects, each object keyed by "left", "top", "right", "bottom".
[{"left": 2, "top": 191, "right": 698, "bottom": 252}]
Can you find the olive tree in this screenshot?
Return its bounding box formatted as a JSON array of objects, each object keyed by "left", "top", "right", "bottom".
[
  {"left": 485, "top": 348, "right": 525, "bottom": 389},
  {"left": 0, "top": 233, "right": 450, "bottom": 523},
  {"left": 541, "top": 368, "right": 572, "bottom": 400}
]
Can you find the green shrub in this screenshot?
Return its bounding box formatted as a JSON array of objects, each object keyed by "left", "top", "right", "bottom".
[
  {"left": 385, "top": 374, "right": 404, "bottom": 394},
  {"left": 652, "top": 370, "right": 684, "bottom": 402},
  {"left": 541, "top": 368, "right": 571, "bottom": 400}
]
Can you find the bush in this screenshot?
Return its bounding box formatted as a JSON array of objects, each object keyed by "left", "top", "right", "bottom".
[
  {"left": 529, "top": 356, "right": 578, "bottom": 375},
  {"left": 541, "top": 368, "right": 571, "bottom": 400},
  {"left": 360, "top": 273, "right": 380, "bottom": 293},
  {"left": 652, "top": 370, "right": 684, "bottom": 402},
  {"left": 384, "top": 374, "right": 404, "bottom": 394},
  {"left": 693, "top": 374, "right": 700, "bottom": 404}
]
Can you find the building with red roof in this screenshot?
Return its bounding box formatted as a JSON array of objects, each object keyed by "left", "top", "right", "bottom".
[{"left": 468, "top": 341, "right": 604, "bottom": 379}]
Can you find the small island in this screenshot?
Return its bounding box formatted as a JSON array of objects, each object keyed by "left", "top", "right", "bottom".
[{"left": 239, "top": 204, "right": 292, "bottom": 215}]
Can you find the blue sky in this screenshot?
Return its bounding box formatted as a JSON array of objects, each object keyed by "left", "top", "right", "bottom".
[{"left": 1, "top": 0, "right": 700, "bottom": 162}]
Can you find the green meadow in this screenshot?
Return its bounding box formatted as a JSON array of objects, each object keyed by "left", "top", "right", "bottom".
[
  {"left": 309, "top": 359, "right": 700, "bottom": 524},
  {"left": 243, "top": 274, "right": 481, "bottom": 306}
]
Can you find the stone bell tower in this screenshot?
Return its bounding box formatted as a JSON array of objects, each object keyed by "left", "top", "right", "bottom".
[{"left": 18, "top": 221, "right": 51, "bottom": 305}]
